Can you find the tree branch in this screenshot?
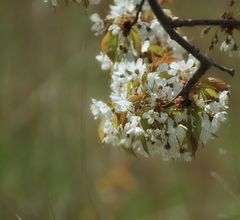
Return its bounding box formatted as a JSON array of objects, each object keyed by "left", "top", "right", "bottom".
[
  {"left": 172, "top": 18, "right": 240, "bottom": 28},
  {"left": 147, "top": 0, "right": 235, "bottom": 99},
  {"left": 131, "top": 0, "right": 146, "bottom": 27},
  {"left": 178, "top": 64, "right": 210, "bottom": 97},
  {"left": 212, "top": 62, "right": 235, "bottom": 76}
]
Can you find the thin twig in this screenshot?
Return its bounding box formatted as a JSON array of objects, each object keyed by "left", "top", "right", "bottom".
[
  {"left": 123, "top": 0, "right": 145, "bottom": 36},
  {"left": 212, "top": 62, "right": 235, "bottom": 76},
  {"left": 147, "top": 0, "right": 235, "bottom": 98},
  {"left": 131, "top": 0, "right": 146, "bottom": 27}
]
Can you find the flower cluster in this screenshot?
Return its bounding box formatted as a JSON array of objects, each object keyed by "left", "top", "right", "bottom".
[
  {"left": 202, "top": 25, "right": 240, "bottom": 56},
  {"left": 90, "top": 1, "right": 230, "bottom": 161},
  {"left": 43, "top": 0, "right": 101, "bottom": 7},
  {"left": 219, "top": 7, "right": 240, "bottom": 56},
  {"left": 201, "top": 4, "right": 240, "bottom": 56}
]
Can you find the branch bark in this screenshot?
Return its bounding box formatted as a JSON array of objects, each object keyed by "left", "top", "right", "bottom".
[
  {"left": 172, "top": 18, "right": 240, "bottom": 28},
  {"left": 147, "top": 0, "right": 236, "bottom": 98}
]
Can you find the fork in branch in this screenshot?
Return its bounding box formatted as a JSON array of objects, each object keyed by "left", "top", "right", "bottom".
[{"left": 136, "top": 0, "right": 240, "bottom": 99}]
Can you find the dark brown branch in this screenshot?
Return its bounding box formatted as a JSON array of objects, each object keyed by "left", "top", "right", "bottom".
[
  {"left": 178, "top": 64, "right": 210, "bottom": 97},
  {"left": 147, "top": 0, "right": 235, "bottom": 98},
  {"left": 212, "top": 62, "right": 235, "bottom": 76},
  {"left": 172, "top": 18, "right": 240, "bottom": 28},
  {"left": 148, "top": 0, "right": 211, "bottom": 65}
]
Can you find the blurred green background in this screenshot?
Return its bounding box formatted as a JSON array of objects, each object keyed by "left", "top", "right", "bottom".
[{"left": 0, "top": 0, "right": 240, "bottom": 219}]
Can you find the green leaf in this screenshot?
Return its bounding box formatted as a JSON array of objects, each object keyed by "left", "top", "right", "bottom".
[
  {"left": 140, "top": 135, "right": 150, "bottom": 156},
  {"left": 168, "top": 106, "right": 183, "bottom": 116},
  {"left": 192, "top": 111, "right": 202, "bottom": 138},
  {"left": 148, "top": 44, "right": 165, "bottom": 57},
  {"left": 140, "top": 118, "right": 150, "bottom": 130},
  {"left": 127, "top": 82, "right": 132, "bottom": 94},
  {"left": 122, "top": 147, "right": 138, "bottom": 159},
  {"left": 98, "top": 119, "right": 106, "bottom": 142},
  {"left": 170, "top": 109, "right": 182, "bottom": 116},
  {"left": 142, "top": 72, "right": 148, "bottom": 88},
  {"left": 128, "top": 95, "right": 142, "bottom": 104},
  {"left": 101, "top": 31, "right": 119, "bottom": 62},
  {"left": 200, "top": 86, "right": 219, "bottom": 100},
  {"left": 159, "top": 71, "right": 171, "bottom": 79},
  {"left": 186, "top": 110, "right": 202, "bottom": 156},
  {"left": 130, "top": 27, "right": 142, "bottom": 56}
]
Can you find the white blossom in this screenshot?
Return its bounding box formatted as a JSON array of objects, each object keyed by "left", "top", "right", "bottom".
[
  {"left": 142, "top": 40, "right": 150, "bottom": 53},
  {"left": 90, "top": 13, "right": 104, "bottom": 35},
  {"left": 96, "top": 53, "right": 112, "bottom": 71},
  {"left": 212, "top": 112, "right": 228, "bottom": 133},
  {"left": 220, "top": 36, "right": 235, "bottom": 52},
  {"left": 168, "top": 56, "right": 196, "bottom": 79},
  {"left": 124, "top": 116, "right": 143, "bottom": 136},
  {"left": 127, "top": 58, "right": 146, "bottom": 80},
  {"left": 91, "top": 99, "right": 112, "bottom": 120},
  {"left": 219, "top": 91, "right": 229, "bottom": 109},
  {"left": 110, "top": 95, "right": 132, "bottom": 112}
]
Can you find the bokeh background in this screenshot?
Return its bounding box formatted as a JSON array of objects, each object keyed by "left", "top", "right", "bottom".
[{"left": 0, "top": 0, "right": 240, "bottom": 219}]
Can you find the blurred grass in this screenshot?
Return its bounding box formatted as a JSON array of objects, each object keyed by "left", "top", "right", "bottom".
[{"left": 0, "top": 0, "right": 240, "bottom": 219}]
